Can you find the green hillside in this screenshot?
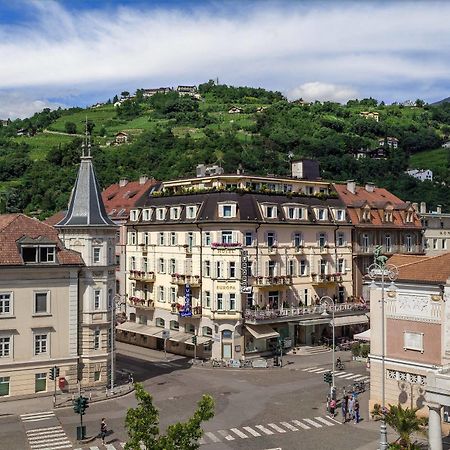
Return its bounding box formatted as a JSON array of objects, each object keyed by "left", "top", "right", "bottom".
[{"left": 1, "top": 81, "right": 450, "bottom": 217}]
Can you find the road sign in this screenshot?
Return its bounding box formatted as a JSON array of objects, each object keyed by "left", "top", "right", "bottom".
[{"left": 162, "top": 329, "right": 170, "bottom": 339}]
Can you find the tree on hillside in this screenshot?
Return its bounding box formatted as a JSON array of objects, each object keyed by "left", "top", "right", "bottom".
[
  {"left": 65, "top": 122, "right": 77, "bottom": 134},
  {"left": 124, "top": 383, "right": 214, "bottom": 450},
  {"left": 121, "top": 91, "right": 130, "bottom": 98},
  {"left": 113, "top": 95, "right": 119, "bottom": 104}
]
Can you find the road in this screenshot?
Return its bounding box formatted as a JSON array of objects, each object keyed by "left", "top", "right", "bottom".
[{"left": 0, "top": 344, "right": 381, "bottom": 450}]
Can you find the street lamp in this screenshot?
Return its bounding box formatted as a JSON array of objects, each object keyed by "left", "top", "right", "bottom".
[
  {"left": 110, "top": 293, "right": 126, "bottom": 394},
  {"left": 367, "top": 249, "right": 398, "bottom": 450},
  {"left": 320, "top": 295, "right": 335, "bottom": 398}
]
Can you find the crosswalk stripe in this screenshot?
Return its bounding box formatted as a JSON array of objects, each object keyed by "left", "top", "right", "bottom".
[
  {"left": 217, "top": 429, "right": 235, "bottom": 440},
  {"left": 231, "top": 428, "right": 249, "bottom": 439},
  {"left": 292, "top": 419, "right": 310, "bottom": 430},
  {"left": 255, "top": 425, "right": 274, "bottom": 435},
  {"left": 335, "top": 372, "right": 348, "bottom": 377},
  {"left": 267, "top": 423, "right": 286, "bottom": 433},
  {"left": 30, "top": 442, "right": 72, "bottom": 450},
  {"left": 27, "top": 426, "right": 63, "bottom": 434},
  {"left": 89, "top": 446, "right": 100, "bottom": 450},
  {"left": 106, "top": 445, "right": 117, "bottom": 450},
  {"left": 314, "top": 416, "right": 335, "bottom": 426},
  {"left": 303, "top": 418, "right": 322, "bottom": 428},
  {"left": 243, "top": 426, "right": 261, "bottom": 437},
  {"left": 353, "top": 376, "right": 367, "bottom": 381},
  {"left": 280, "top": 421, "right": 298, "bottom": 431},
  {"left": 28, "top": 430, "right": 66, "bottom": 438},
  {"left": 29, "top": 434, "right": 67, "bottom": 442},
  {"left": 347, "top": 374, "right": 363, "bottom": 380},
  {"left": 23, "top": 416, "right": 55, "bottom": 422},
  {"left": 326, "top": 415, "right": 343, "bottom": 424},
  {"left": 21, "top": 411, "right": 54, "bottom": 418},
  {"left": 307, "top": 368, "right": 325, "bottom": 373},
  {"left": 315, "top": 369, "right": 330, "bottom": 374},
  {"left": 339, "top": 373, "right": 358, "bottom": 379},
  {"left": 302, "top": 367, "right": 318, "bottom": 371},
  {"left": 205, "top": 431, "right": 221, "bottom": 443}
]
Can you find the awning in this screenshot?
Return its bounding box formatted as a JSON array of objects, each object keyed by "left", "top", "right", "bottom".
[
  {"left": 298, "top": 318, "right": 332, "bottom": 326},
  {"left": 116, "top": 321, "right": 161, "bottom": 337},
  {"left": 168, "top": 331, "right": 195, "bottom": 344},
  {"left": 196, "top": 336, "right": 213, "bottom": 345},
  {"left": 354, "top": 329, "right": 371, "bottom": 342},
  {"left": 245, "top": 324, "right": 280, "bottom": 340},
  {"left": 332, "top": 315, "right": 369, "bottom": 327}
]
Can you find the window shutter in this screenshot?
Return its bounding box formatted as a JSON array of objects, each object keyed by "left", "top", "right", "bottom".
[
  {"left": 232, "top": 231, "right": 238, "bottom": 244},
  {"left": 265, "top": 261, "right": 269, "bottom": 277}
]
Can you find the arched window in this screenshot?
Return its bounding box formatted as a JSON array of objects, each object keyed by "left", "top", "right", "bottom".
[
  {"left": 170, "top": 320, "right": 179, "bottom": 331},
  {"left": 202, "top": 326, "right": 213, "bottom": 337},
  {"left": 222, "top": 329, "right": 233, "bottom": 339},
  {"left": 155, "top": 317, "right": 165, "bottom": 328}
]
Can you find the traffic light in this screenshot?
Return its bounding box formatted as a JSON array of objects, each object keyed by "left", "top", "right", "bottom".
[
  {"left": 192, "top": 336, "right": 197, "bottom": 345},
  {"left": 73, "top": 397, "right": 81, "bottom": 414},
  {"left": 79, "top": 396, "right": 89, "bottom": 415},
  {"left": 55, "top": 367, "right": 60, "bottom": 378},
  {"left": 49, "top": 367, "right": 55, "bottom": 381},
  {"left": 323, "top": 371, "right": 332, "bottom": 385}
]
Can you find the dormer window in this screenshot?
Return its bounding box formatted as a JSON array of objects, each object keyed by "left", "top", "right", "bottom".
[
  {"left": 362, "top": 206, "right": 371, "bottom": 222},
  {"left": 170, "top": 207, "right": 181, "bottom": 220},
  {"left": 265, "top": 205, "right": 277, "bottom": 219},
  {"left": 22, "top": 245, "right": 56, "bottom": 264},
  {"left": 405, "top": 210, "right": 414, "bottom": 223},
  {"left": 384, "top": 209, "right": 394, "bottom": 222},
  {"left": 142, "top": 209, "right": 152, "bottom": 221},
  {"left": 334, "top": 209, "right": 346, "bottom": 221},
  {"left": 218, "top": 202, "right": 237, "bottom": 218},
  {"left": 186, "top": 206, "right": 197, "bottom": 219},
  {"left": 130, "top": 209, "right": 139, "bottom": 221},
  {"left": 284, "top": 206, "right": 304, "bottom": 220},
  {"left": 156, "top": 208, "right": 166, "bottom": 220},
  {"left": 316, "top": 208, "right": 327, "bottom": 221}
]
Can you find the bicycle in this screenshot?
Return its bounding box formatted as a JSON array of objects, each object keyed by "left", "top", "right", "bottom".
[{"left": 336, "top": 360, "right": 345, "bottom": 370}]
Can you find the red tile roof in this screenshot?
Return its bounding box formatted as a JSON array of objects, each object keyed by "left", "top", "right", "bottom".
[
  {"left": 333, "top": 183, "right": 422, "bottom": 229},
  {"left": 388, "top": 253, "right": 450, "bottom": 284},
  {"left": 0, "top": 214, "right": 83, "bottom": 266},
  {"left": 44, "top": 211, "right": 66, "bottom": 226},
  {"left": 101, "top": 178, "right": 157, "bottom": 219}
]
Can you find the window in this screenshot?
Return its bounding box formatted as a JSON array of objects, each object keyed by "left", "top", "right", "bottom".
[
  {"left": 319, "top": 259, "right": 327, "bottom": 275},
  {"left": 22, "top": 246, "right": 38, "bottom": 263},
  {"left": 204, "top": 260, "right": 211, "bottom": 277},
  {"left": 130, "top": 256, "right": 136, "bottom": 270},
  {"left": 170, "top": 259, "right": 176, "bottom": 274},
  {"left": 362, "top": 206, "right": 371, "bottom": 222},
  {"left": 267, "top": 232, "right": 276, "bottom": 247},
  {"left": 170, "top": 232, "right": 177, "bottom": 246},
  {"left": 158, "top": 232, "right": 165, "bottom": 246},
  {"left": 318, "top": 233, "right": 327, "bottom": 248},
  {"left": 384, "top": 209, "right": 394, "bottom": 222},
  {"left": 156, "top": 317, "right": 165, "bottom": 327},
  {"left": 335, "top": 209, "right": 346, "bottom": 221},
  {"left": 385, "top": 234, "right": 392, "bottom": 252},
  {"left": 221, "top": 231, "right": 233, "bottom": 244},
  {"left": 362, "top": 234, "right": 370, "bottom": 251},
  {"left": 170, "top": 287, "right": 176, "bottom": 303},
  {"left": 317, "top": 208, "right": 327, "bottom": 220},
  {"left": 142, "top": 209, "right": 151, "bottom": 221},
  {"left": 34, "top": 292, "right": 48, "bottom": 314},
  {"left": 222, "top": 329, "right": 232, "bottom": 339},
  {"left": 94, "top": 290, "right": 101, "bottom": 309},
  {"left": 433, "top": 239, "right": 438, "bottom": 250},
  {"left": 405, "top": 234, "right": 413, "bottom": 252},
  {"left": 187, "top": 232, "right": 194, "bottom": 248},
  {"left": 217, "top": 293, "right": 223, "bottom": 310},
  {"left": 40, "top": 247, "right": 55, "bottom": 263},
  {"left": 204, "top": 232, "right": 211, "bottom": 246},
  {"left": 405, "top": 210, "right": 414, "bottom": 223},
  {"left": 337, "top": 232, "right": 345, "bottom": 246},
  {"left": 205, "top": 291, "right": 211, "bottom": 308},
  {"left": 94, "top": 330, "right": 100, "bottom": 350},
  {"left": 22, "top": 246, "right": 56, "bottom": 263},
  {"left": 404, "top": 332, "right": 424, "bottom": 352},
  {"left": 300, "top": 260, "right": 308, "bottom": 276},
  {"left": 265, "top": 205, "right": 277, "bottom": 218},
  {"left": 443, "top": 239, "right": 447, "bottom": 250},
  {"left": 245, "top": 232, "right": 253, "bottom": 246},
  {"left": 186, "top": 206, "right": 196, "bottom": 219},
  {"left": 143, "top": 232, "right": 150, "bottom": 246},
  {"left": 130, "top": 210, "right": 138, "bottom": 221},
  {"left": 0, "top": 294, "right": 11, "bottom": 316},
  {"left": 286, "top": 207, "right": 301, "bottom": 219},
  {"left": 142, "top": 257, "right": 148, "bottom": 273},
  {"left": 337, "top": 258, "right": 345, "bottom": 273},
  {"left": 156, "top": 208, "right": 166, "bottom": 220},
  {"left": 0, "top": 337, "right": 10, "bottom": 357},
  {"left": 93, "top": 247, "right": 101, "bottom": 263},
  {"left": 158, "top": 258, "right": 165, "bottom": 273},
  {"left": 229, "top": 262, "right": 236, "bottom": 278},
  {"left": 170, "top": 320, "right": 179, "bottom": 331},
  {"left": 293, "top": 233, "right": 302, "bottom": 247},
  {"left": 34, "top": 334, "right": 48, "bottom": 355},
  {"left": 304, "top": 289, "right": 308, "bottom": 305},
  {"left": 158, "top": 286, "right": 165, "bottom": 302},
  {"left": 0, "top": 377, "right": 10, "bottom": 396},
  {"left": 268, "top": 260, "right": 276, "bottom": 277},
  {"left": 170, "top": 207, "right": 181, "bottom": 220},
  {"left": 229, "top": 293, "right": 236, "bottom": 310},
  {"left": 35, "top": 373, "right": 46, "bottom": 393},
  {"left": 215, "top": 261, "right": 223, "bottom": 278},
  {"left": 223, "top": 205, "right": 232, "bottom": 217},
  {"left": 129, "top": 232, "right": 137, "bottom": 245},
  {"left": 219, "top": 203, "right": 236, "bottom": 218},
  {"left": 202, "top": 326, "right": 213, "bottom": 337},
  {"left": 185, "top": 323, "right": 195, "bottom": 334},
  {"left": 288, "top": 260, "right": 296, "bottom": 276}
]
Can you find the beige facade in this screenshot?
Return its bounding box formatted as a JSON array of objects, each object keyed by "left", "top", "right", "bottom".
[{"left": 418, "top": 203, "right": 450, "bottom": 255}]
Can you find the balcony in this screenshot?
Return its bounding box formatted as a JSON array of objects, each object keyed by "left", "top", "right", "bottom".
[
  {"left": 211, "top": 242, "right": 242, "bottom": 250},
  {"left": 294, "top": 245, "right": 305, "bottom": 254},
  {"left": 318, "top": 245, "right": 333, "bottom": 254},
  {"left": 171, "top": 274, "right": 201, "bottom": 287},
  {"left": 252, "top": 276, "right": 293, "bottom": 288},
  {"left": 171, "top": 303, "right": 202, "bottom": 317},
  {"left": 311, "top": 273, "right": 342, "bottom": 285},
  {"left": 244, "top": 302, "right": 369, "bottom": 324},
  {"left": 129, "top": 297, "right": 154, "bottom": 310},
  {"left": 129, "top": 270, "right": 155, "bottom": 283},
  {"left": 354, "top": 244, "right": 423, "bottom": 256}
]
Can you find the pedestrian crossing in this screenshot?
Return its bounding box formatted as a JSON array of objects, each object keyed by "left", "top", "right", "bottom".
[
  {"left": 301, "top": 366, "right": 370, "bottom": 382},
  {"left": 21, "top": 411, "right": 73, "bottom": 450},
  {"left": 74, "top": 445, "right": 126, "bottom": 450},
  {"left": 199, "top": 415, "right": 341, "bottom": 445}
]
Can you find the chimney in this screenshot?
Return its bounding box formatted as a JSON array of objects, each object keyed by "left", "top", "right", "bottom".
[
  {"left": 365, "top": 182, "right": 375, "bottom": 193},
  {"left": 412, "top": 202, "right": 418, "bottom": 212},
  {"left": 196, "top": 164, "right": 206, "bottom": 178},
  {"left": 437, "top": 204, "right": 442, "bottom": 214},
  {"left": 420, "top": 202, "right": 426, "bottom": 214},
  {"left": 119, "top": 179, "right": 128, "bottom": 187},
  {"left": 139, "top": 175, "right": 148, "bottom": 185},
  {"left": 347, "top": 180, "right": 356, "bottom": 194}
]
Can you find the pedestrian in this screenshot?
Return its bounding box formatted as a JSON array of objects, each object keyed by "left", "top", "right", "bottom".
[
  {"left": 354, "top": 399, "right": 360, "bottom": 424},
  {"left": 341, "top": 395, "right": 348, "bottom": 423},
  {"left": 100, "top": 418, "right": 107, "bottom": 445},
  {"left": 348, "top": 395, "right": 355, "bottom": 421},
  {"left": 329, "top": 398, "right": 336, "bottom": 417}
]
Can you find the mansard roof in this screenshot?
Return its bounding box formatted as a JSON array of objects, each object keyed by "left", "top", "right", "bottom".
[{"left": 56, "top": 155, "right": 116, "bottom": 228}]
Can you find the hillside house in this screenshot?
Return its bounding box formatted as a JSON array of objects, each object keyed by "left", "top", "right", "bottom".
[
  {"left": 115, "top": 131, "right": 129, "bottom": 145},
  {"left": 142, "top": 87, "right": 172, "bottom": 98},
  {"left": 442, "top": 141, "right": 450, "bottom": 148},
  {"left": 406, "top": 169, "right": 433, "bottom": 182},
  {"left": 354, "top": 147, "right": 387, "bottom": 160},
  {"left": 228, "top": 106, "right": 244, "bottom": 114},
  {"left": 378, "top": 137, "right": 399, "bottom": 149},
  {"left": 176, "top": 85, "right": 200, "bottom": 99},
  {"left": 360, "top": 111, "right": 379, "bottom": 122},
  {"left": 0, "top": 119, "right": 10, "bottom": 127}
]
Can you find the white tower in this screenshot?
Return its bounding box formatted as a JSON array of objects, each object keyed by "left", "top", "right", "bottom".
[{"left": 55, "top": 133, "right": 118, "bottom": 388}]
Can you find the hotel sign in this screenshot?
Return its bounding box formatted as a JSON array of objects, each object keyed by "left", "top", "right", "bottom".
[
  {"left": 240, "top": 250, "right": 252, "bottom": 294},
  {"left": 180, "top": 284, "right": 193, "bottom": 317}
]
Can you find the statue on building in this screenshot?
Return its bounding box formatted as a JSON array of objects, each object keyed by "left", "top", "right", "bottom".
[{"left": 374, "top": 245, "right": 388, "bottom": 267}]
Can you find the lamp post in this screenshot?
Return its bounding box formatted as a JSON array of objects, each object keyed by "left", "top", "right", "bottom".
[
  {"left": 367, "top": 248, "right": 398, "bottom": 450},
  {"left": 320, "top": 295, "right": 335, "bottom": 397},
  {"left": 110, "top": 293, "right": 126, "bottom": 394}
]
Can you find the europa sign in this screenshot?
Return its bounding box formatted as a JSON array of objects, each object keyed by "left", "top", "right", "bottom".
[
  {"left": 240, "top": 250, "right": 252, "bottom": 294},
  {"left": 180, "top": 284, "right": 193, "bottom": 317}
]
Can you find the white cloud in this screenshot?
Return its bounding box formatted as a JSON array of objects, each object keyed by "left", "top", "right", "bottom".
[
  {"left": 0, "top": 92, "right": 64, "bottom": 119},
  {"left": 0, "top": 1, "right": 449, "bottom": 110},
  {"left": 288, "top": 82, "right": 358, "bottom": 103}
]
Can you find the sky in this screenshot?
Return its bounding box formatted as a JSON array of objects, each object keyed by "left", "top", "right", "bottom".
[{"left": 0, "top": 0, "right": 449, "bottom": 118}]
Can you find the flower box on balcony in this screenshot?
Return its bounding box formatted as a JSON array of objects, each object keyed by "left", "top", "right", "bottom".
[{"left": 211, "top": 242, "right": 242, "bottom": 248}]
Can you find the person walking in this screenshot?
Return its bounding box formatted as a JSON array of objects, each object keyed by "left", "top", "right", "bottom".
[
  {"left": 348, "top": 395, "right": 355, "bottom": 422},
  {"left": 354, "top": 399, "right": 360, "bottom": 424},
  {"left": 341, "top": 395, "right": 348, "bottom": 423},
  {"left": 100, "top": 418, "right": 107, "bottom": 445},
  {"left": 329, "top": 398, "right": 336, "bottom": 417}
]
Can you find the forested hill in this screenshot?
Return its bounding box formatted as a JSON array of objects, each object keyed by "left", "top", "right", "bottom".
[{"left": 1, "top": 80, "right": 450, "bottom": 217}]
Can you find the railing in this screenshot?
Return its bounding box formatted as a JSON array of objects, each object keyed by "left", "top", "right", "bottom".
[
  {"left": 171, "top": 303, "right": 202, "bottom": 316},
  {"left": 244, "top": 302, "right": 369, "bottom": 322},
  {"left": 129, "top": 270, "right": 155, "bottom": 282},
  {"left": 129, "top": 297, "right": 154, "bottom": 310},
  {"left": 171, "top": 275, "right": 201, "bottom": 286},
  {"left": 311, "top": 273, "right": 343, "bottom": 284},
  {"left": 354, "top": 244, "right": 423, "bottom": 255},
  {"left": 252, "top": 276, "right": 293, "bottom": 287}
]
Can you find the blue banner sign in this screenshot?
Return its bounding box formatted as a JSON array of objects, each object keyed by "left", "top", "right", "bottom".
[{"left": 180, "top": 284, "right": 193, "bottom": 317}]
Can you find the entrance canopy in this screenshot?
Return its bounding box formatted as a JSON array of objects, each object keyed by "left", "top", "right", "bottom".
[
  {"left": 354, "top": 329, "right": 371, "bottom": 342},
  {"left": 245, "top": 324, "right": 280, "bottom": 340},
  {"left": 116, "top": 321, "right": 161, "bottom": 337},
  {"left": 332, "top": 315, "right": 369, "bottom": 327}
]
